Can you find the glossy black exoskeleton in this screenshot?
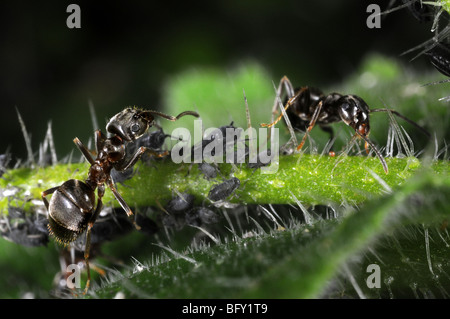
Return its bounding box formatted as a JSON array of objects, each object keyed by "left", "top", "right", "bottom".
[
  {"left": 262, "top": 76, "right": 430, "bottom": 174},
  {"left": 425, "top": 42, "right": 450, "bottom": 77},
  {"left": 41, "top": 107, "right": 199, "bottom": 293},
  {"left": 110, "top": 127, "right": 172, "bottom": 185}
]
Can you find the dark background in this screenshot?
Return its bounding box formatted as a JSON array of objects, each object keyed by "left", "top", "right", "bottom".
[{"left": 0, "top": 0, "right": 439, "bottom": 162}]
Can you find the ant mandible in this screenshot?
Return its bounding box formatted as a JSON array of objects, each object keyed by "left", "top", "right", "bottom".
[
  {"left": 261, "top": 76, "right": 430, "bottom": 174},
  {"left": 41, "top": 107, "right": 199, "bottom": 293}
]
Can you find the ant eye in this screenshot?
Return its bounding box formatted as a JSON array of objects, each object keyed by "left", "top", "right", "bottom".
[{"left": 131, "top": 123, "right": 140, "bottom": 133}]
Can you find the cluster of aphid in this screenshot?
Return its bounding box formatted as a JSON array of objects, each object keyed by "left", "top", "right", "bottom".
[
  {"left": 0, "top": 69, "right": 433, "bottom": 296},
  {"left": 37, "top": 69, "right": 435, "bottom": 294},
  {"left": 0, "top": 151, "right": 51, "bottom": 248},
  {"left": 1, "top": 1, "right": 447, "bottom": 295},
  {"left": 158, "top": 193, "right": 220, "bottom": 231},
  {"left": 0, "top": 207, "right": 49, "bottom": 247}
]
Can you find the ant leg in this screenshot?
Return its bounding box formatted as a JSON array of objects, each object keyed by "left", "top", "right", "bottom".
[
  {"left": 263, "top": 76, "right": 300, "bottom": 149},
  {"left": 83, "top": 218, "right": 93, "bottom": 294},
  {"left": 354, "top": 131, "right": 388, "bottom": 174},
  {"left": 106, "top": 178, "right": 142, "bottom": 230},
  {"left": 319, "top": 125, "right": 335, "bottom": 149},
  {"left": 116, "top": 146, "right": 168, "bottom": 172},
  {"left": 261, "top": 76, "right": 295, "bottom": 128},
  {"left": 296, "top": 100, "right": 323, "bottom": 151},
  {"left": 73, "top": 137, "right": 95, "bottom": 165},
  {"left": 106, "top": 178, "right": 133, "bottom": 216},
  {"left": 270, "top": 76, "right": 296, "bottom": 117},
  {"left": 148, "top": 149, "right": 169, "bottom": 158},
  {"left": 41, "top": 186, "right": 60, "bottom": 210},
  {"left": 94, "top": 130, "right": 107, "bottom": 155},
  {"left": 320, "top": 125, "right": 337, "bottom": 155},
  {"left": 116, "top": 147, "right": 147, "bottom": 171},
  {"left": 83, "top": 184, "right": 104, "bottom": 295},
  {"left": 261, "top": 87, "right": 307, "bottom": 128}
]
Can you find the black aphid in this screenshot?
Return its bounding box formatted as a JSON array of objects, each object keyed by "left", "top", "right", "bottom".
[{"left": 208, "top": 177, "right": 240, "bottom": 202}]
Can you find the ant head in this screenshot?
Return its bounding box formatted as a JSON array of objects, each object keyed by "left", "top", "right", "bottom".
[
  {"left": 107, "top": 107, "right": 199, "bottom": 141},
  {"left": 106, "top": 108, "right": 151, "bottom": 142},
  {"left": 337, "top": 95, "right": 370, "bottom": 137}
]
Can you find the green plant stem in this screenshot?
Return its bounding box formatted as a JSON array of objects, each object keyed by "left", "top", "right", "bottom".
[
  {"left": 0, "top": 154, "right": 448, "bottom": 215},
  {"left": 89, "top": 167, "right": 450, "bottom": 299},
  {"left": 242, "top": 168, "right": 450, "bottom": 298}
]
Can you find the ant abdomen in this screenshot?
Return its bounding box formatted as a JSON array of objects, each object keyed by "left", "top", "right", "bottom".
[{"left": 47, "top": 179, "right": 95, "bottom": 244}]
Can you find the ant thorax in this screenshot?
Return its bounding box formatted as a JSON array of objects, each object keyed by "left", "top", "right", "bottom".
[{"left": 100, "top": 136, "right": 126, "bottom": 163}]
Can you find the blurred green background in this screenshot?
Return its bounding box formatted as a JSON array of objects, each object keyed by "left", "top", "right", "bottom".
[{"left": 0, "top": 0, "right": 441, "bottom": 162}]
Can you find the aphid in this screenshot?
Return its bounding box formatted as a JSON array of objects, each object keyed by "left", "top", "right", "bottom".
[
  {"left": 196, "top": 207, "right": 220, "bottom": 224},
  {"left": 110, "top": 128, "right": 172, "bottom": 184},
  {"left": 206, "top": 121, "right": 237, "bottom": 144},
  {"left": 247, "top": 149, "right": 274, "bottom": 170},
  {"left": 208, "top": 177, "right": 240, "bottom": 202},
  {"left": 158, "top": 193, "right": 196, "bottom": 231},
  {"left": 0, "top": 207, "right": 49, "bottom": 247},
  {"left": 41, "top": 107, "right": 199, "bottom": 293},
  {"left": 185, "top": 206, "right": 220, "bottom": 227},
  {"left": 135, "top": 127, "right": 172, "bottom": 154},
  {"left": 160, "top": 213, "right": 183, "bottom": 230},
  {"left": 191, "top": 121, "right": 240, "bottom": 161},
  {"left": 198, "top": 162, "right": 219, "bottom": 179},
  {"left": 262, "top": 76, "right": 430, "bottom": 173},
  {"left": 72, "top": 209, "right": 157, "bottom": 248},
  {"left": 166, "top": 192, "right": 195, "bottom": 214}
]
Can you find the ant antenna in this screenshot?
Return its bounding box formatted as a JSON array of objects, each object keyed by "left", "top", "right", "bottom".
[
  {"left": 142, "top": 110, "right": 199, "bottom": 122},
  {"left": 370, "top": 108, "right": 431, "bottom": 138}
]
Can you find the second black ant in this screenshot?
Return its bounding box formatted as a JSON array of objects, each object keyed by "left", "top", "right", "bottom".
[
  {"left": 41, "top": 106, "right": 199, "bottom": 293},
  {"left": 262, "top": 76, "right": 430, "bottom": 174}
]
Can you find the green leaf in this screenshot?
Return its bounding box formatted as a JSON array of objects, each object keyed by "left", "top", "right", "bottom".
[{"left": 0, "top": 55, "right": 449, "bottom": 299}]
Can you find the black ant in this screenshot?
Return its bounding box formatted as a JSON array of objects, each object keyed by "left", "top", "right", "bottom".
[
  {"left": 425, "top": 42, "right": 450, "bottom": 77},
  {"left": 261, "top": 76, "right": 430, "bottom": 174},
  {"left": 41, "top": 107, "right": 199, "bottom": 293}
]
